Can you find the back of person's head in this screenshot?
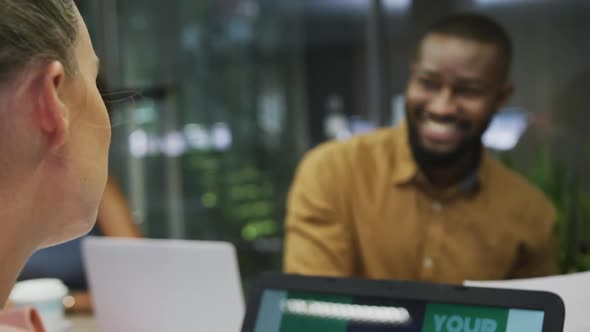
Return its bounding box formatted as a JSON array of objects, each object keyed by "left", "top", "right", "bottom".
[
  {"left": 419, "top": 13, "right": 513, "bottom": 81},
  {"left": 0, "top": 0, "right": 111, "bottom": 249},
  {"left": 0, "top": 0, "right": 78, "bottom": 85}
]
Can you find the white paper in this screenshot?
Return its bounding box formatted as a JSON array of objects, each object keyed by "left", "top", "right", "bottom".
[{"left": 465, "top": 271, "right": 590, "bottom": 332}]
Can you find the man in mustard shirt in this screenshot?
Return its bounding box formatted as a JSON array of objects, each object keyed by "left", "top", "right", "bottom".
[{"left": 284, "top": 13, "right": 556, "bottom": 283}]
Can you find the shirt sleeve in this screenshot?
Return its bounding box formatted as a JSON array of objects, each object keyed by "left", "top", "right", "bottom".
[
  {"left": 283, "top": 144, "right": 355, "bottom": 277},
  {"left": 509, "top": 198, "right": 558, "bottom": 279}
]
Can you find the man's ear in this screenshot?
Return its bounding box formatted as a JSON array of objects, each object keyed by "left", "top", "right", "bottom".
[
  {"left": 497, "top": 83, "right": 514, "bottom": 109},
  {"left": 37, "top": 61, "right": 69, "bottom": 149}
]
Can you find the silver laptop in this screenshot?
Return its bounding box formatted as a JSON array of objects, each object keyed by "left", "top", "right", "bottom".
[{"left": 82, "top": 237, "right": 244, "bottom": 332}]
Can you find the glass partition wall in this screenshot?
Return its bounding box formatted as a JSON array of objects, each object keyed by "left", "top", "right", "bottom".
[{"left": 78, "top": 0, "right": 590, "bottom": 285}]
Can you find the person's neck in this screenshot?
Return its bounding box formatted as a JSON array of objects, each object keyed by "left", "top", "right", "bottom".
[
  {"left": 0, "top": 181, "right": 40, "bottom": 306},
  {"left": 420, "top": 150, "right": 479, "bottom": 189},
  {"left": 0, "top": 237, "right": 35, "bottom": 307}
]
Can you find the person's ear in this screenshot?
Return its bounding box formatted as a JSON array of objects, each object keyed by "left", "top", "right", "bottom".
[
  {"left": 37, "top": 61, "right": 69, "bottom": 150},
  {"left": 493, "top": 83, "right": 514, "bottom": 114}
]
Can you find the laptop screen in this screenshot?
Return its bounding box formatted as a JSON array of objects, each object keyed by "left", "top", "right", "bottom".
[{"left": 253, "top": 289, "right": 544, "bottom": 332}]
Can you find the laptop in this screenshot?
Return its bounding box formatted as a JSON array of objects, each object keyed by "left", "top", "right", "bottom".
[
  {"left": 82, "top": 237, "right": 244, "bottom": 332},
  {"left": 242, "top": 273, "right": 565, "bottom": 332}
]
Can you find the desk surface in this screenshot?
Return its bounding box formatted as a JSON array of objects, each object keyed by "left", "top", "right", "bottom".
[{"left": 69, "top": 314, "right": 96, "bottom": 332}]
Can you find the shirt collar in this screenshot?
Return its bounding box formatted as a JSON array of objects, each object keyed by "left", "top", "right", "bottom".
[{"left": 391, "top": 121, "right": 420, "bottom": 185}]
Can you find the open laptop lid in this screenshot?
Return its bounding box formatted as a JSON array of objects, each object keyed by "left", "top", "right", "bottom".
[
  {"left": 242, "top": 273, "right": 565, "bottom": 332},
  {"left": 82, "top": 237, "right": 244, "bottom": 332}
]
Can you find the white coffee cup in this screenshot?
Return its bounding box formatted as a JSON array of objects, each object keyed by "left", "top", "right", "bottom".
[{"left": 9, "top": 279, "right": 69, "bottom": 332}]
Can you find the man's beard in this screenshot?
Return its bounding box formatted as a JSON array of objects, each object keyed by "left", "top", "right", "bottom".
[{"left": 406, "top": 109, "right": 491, "bottom": 169}]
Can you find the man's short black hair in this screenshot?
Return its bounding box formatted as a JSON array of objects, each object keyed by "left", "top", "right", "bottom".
[{"left": 418, "top": 13, "right": 513, "bottom": 81}]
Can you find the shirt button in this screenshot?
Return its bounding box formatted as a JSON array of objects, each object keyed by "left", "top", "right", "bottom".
[
  {"left": 423, "top": 257, "right": 434, "bottom": 269},
  {"left": 432, "top": 201, "right": 443, "bottom": 213}
]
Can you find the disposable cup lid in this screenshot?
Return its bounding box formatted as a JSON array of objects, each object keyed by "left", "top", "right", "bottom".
[{"left": 9, "top": 279, "right": 68, "bottom": 303}]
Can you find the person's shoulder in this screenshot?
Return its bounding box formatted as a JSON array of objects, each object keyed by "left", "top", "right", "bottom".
[
  {"left": 301, "top": 128, "right": 399, "bottom": 182},
  {"left": 306, "top": 128, "right": 397, "bottom": 162},
  {"left": 347, "top": 127, "right": 399, "bottom": 152},
  {"left": 486, "top": 156, "right": 555, "bottom": 216}
]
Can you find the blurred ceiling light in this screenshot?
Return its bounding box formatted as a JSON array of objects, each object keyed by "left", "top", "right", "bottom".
[
  {"left": 475, "top": 0, "right": 538, "bottom": 5},
  {"left": 160, "top": 131, "right": 187, "bottom": 157},
  {"left": 350, "top": 116, "right": 376, "bottom": 135},
  {"left": 325, "top": 112, "right": 351, "bottom": 140},
  {"left": 325, "top": 0, "right": 412, "bottom": 11},
  {"left": 211, "top": 123, "right": 233, "bottom": 151},
  {"left": 383, "top": 0, "right": 412, "bottom": 10},
  {"left": 129, "top": 129, "right": 149, "bottom": 158},
  {"left": 303, "top": 0, "right": 361, "bottom": 12},
  {"left": 133, "top": 104, "right": 157, "bottom": 125},
  {"left": 258, "top": 82, "right": 285, "bottom": 138},
  {"left": 184, "top": 123, "right": 210, "bottom": 150},
  {"left": 303, "top": 0, "right": 411, "bottom": 16}
]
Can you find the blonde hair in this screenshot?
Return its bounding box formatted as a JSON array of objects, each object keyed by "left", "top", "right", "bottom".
[{"left": 0, "top": 0, "right": 78, "bottom": 83}]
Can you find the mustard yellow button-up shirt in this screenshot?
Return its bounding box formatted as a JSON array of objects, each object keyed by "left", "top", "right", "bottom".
[{"left": 284, "top": 122, "right": 557, "bottom": 283}]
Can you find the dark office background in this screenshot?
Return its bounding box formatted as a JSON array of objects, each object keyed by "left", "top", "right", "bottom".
[{"left": 76, "top": 0, "right": 590, "bottom": 285}]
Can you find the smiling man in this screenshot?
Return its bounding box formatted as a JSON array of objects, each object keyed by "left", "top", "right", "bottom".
[{"left": 284, "top": 14, "right": 556, "bottom": 283}]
